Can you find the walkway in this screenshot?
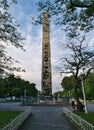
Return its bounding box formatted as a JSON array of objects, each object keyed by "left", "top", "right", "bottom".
[{"left": 17, "top": 106, "right": 76, "bottom": 130}]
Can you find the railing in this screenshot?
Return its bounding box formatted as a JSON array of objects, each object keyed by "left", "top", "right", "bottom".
[
  {"left": 1, "top": 107, "right": 31, "bottom": 130},
  {"left": 63, "top": 107, "right": 94, "bottom": 130}
]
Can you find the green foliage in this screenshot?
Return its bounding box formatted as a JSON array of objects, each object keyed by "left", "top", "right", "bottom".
[
  {"left": 61, "top": 75, "right": 75, "bottom": 91},
  {"left": 36, "top": 0, "right": 94, "bottom": 37},
  {"left": 61, "top": 75, "right": 83, "bottom": 98},
  {"left": 85, "top": 73, "right": 94, "bottom": 99},
  {"left": 61, "top": 72, "right": 94, "bottom": 100},
  {"left": 0, "top": 0, "right": 23, "bottom": 47},
  {"left": 11, "top": 87, "right": 21, "bottom": 98},
  {"left": 27, "top": 83, "right": 38, "bottom": 97},
  {"left": 0, "top": 74, "right": 38, "bottom": 98},
  {"left": 0, "top": 44, "right": 25, "bottom": 77},
  {"left": 0, "top": 0, "right": 24, "bottom": 76},
  {"left": 85, "top": 3, "right": 94, "bottom": 16}
]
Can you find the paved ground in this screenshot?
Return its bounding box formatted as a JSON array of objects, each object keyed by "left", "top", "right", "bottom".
[
  {"left": 17, "top": 106, "right": 76, "bottom": 130},
  {"left": 0, "top": 102, "right": 94, "bottom": 112},
  {"left": 87, "top": 104, "right": 94, "bottom": 112},
  {"left": 0, "top": 102, "right": 94, "bottom": 130},
  {"left": 0, "top": 102, "right": 28, "bottom": 111}
]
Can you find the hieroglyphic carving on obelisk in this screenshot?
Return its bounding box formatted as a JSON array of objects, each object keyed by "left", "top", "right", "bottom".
[{"left": 41, "top": 12, "right": 52, "bottom": 99}]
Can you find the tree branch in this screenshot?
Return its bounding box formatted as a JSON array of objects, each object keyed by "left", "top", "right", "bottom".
[{"left": 70, "top": 0, "right": 92, "bottom": 8}]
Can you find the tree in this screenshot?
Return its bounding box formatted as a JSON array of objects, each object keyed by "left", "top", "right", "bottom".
[
  {"left": 61, "top": 75, "right": 83, "bottom": 98},
  {"left": 85, "top": 73, "right": 94, "bottom": 100},
  {"left": 35, "top": 0, "right": 94, "bottom": 111},
  {"left": 0, "top": 77, "right": 5, "bottom": 97},
  {"left": 11, "top": 87, "right": 21, "bottom": 98},
  {"left": 59, "top": 35, "right": 94, "bottom": 111},
  {"left": 27, "top": 83, "right": 38, "bottom": 97},
  {"left": 0, "top": 0, "right": 23, "bottom": 47},
  {"left": 0, "top": 74, "right": 38, "bottom": 99},
  {"left": 0, "top": 0, "right": 24, "bottom": 76},
  {"left": 61, "top": 75, "right": 75, "bottom": 91},
  {"left": 0, "top": 44, "right": 23, "bottom": 77},
  {"left": 36, "top": 0, "right": 94, "bottom": 36},
  {"left": 0, "top": 44, "right": 6, "bottom": 77}
]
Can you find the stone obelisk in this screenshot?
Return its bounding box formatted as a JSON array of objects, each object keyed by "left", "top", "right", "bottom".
[{"left": 41, "top": 12, "right": 52, "bottom": 100}]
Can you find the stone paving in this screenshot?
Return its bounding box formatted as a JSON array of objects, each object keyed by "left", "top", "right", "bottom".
[
  {"left": 17, "top": 106, "right": 76, "bottom": 130},
  {"left": 0, "top": 102, "right": 94, "bottom": 130}
]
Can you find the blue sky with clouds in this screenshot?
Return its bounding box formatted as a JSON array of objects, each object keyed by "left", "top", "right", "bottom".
[
  {"left": 6, "top": 0, "right": 64, "bottom": 93},
  {"left": 6, "top": 0, "right": 94, "bottom": 93}
]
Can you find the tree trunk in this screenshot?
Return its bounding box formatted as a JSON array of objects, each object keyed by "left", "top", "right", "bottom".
[{"left": 74, "top": 80, "right": 84, "bottom": 112}]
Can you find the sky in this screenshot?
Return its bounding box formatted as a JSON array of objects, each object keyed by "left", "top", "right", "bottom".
[
  {"left": 6, "top": 0, "right": 65, "bottom": 93},
  {"left": 6, "top": 0, "right": 94, "bottom": 93}
]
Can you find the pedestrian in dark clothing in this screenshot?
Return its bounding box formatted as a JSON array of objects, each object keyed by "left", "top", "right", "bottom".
[
  {"left": 79, "top": 102, "right": 85, "bottom": 112},
  {"left": 71, "top": 100, "right": 76, "bottom": 111}
]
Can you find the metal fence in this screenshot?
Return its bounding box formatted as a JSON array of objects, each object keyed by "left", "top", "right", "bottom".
[
  {"left": 1, "top": 107, "right": 31, "bottom": 130},
  {"left": 63, "top": 107, "right": 94, "bottom": 130}
]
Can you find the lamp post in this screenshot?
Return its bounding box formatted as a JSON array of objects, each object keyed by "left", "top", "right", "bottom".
[
  {"left": 37, "top": 90, "right": 40, "bottom": 103},
  {"left": 56, "top": 87, "right": 60, "bottom": 102},
  {"left": 24, "top": 89, "right": 26, "bottom": 97},
  {"left": 80, "top": 76, "right": 88, "bottom": 114},
  {"left": 57, "top": 91, "right": 60, "bottom": 101}
]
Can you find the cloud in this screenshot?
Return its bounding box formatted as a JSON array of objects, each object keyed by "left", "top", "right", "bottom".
[
  {"left": 6, "top": 14, "right": 64, "bottom": 94},
  {"left": 6, "top": 0, "right": 70, "bottom": 93},
  {"left": 9, "top": 0, "right": 68, "bottom": 93},
  {"left": 86, "top": 30, "right": 94, "bottom": 47},
  {"left": 7, "top": 20, "right": 42, "bottom": 89}
]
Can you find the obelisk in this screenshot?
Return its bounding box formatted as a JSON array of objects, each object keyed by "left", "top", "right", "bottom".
[{"left": 41, "top": 12, "right": 52, "bottom": 100}]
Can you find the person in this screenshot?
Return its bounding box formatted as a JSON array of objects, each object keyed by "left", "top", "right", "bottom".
[
  {"left": 71, "top": 100, "right": 76, "bottom": 111},
  {"left": 79, "top": 102, "right": 85, "bottom": 112}
]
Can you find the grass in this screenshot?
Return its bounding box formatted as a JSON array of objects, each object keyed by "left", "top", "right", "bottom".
[
  {"left": 87, "top": 101, "right": 94, "bottom": 104},
  {"left": 0, "top": 111, "right": 22, "bottom": 129},
  {"left": 75, "top": 112, "right": 94, "bottom": 125}
]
